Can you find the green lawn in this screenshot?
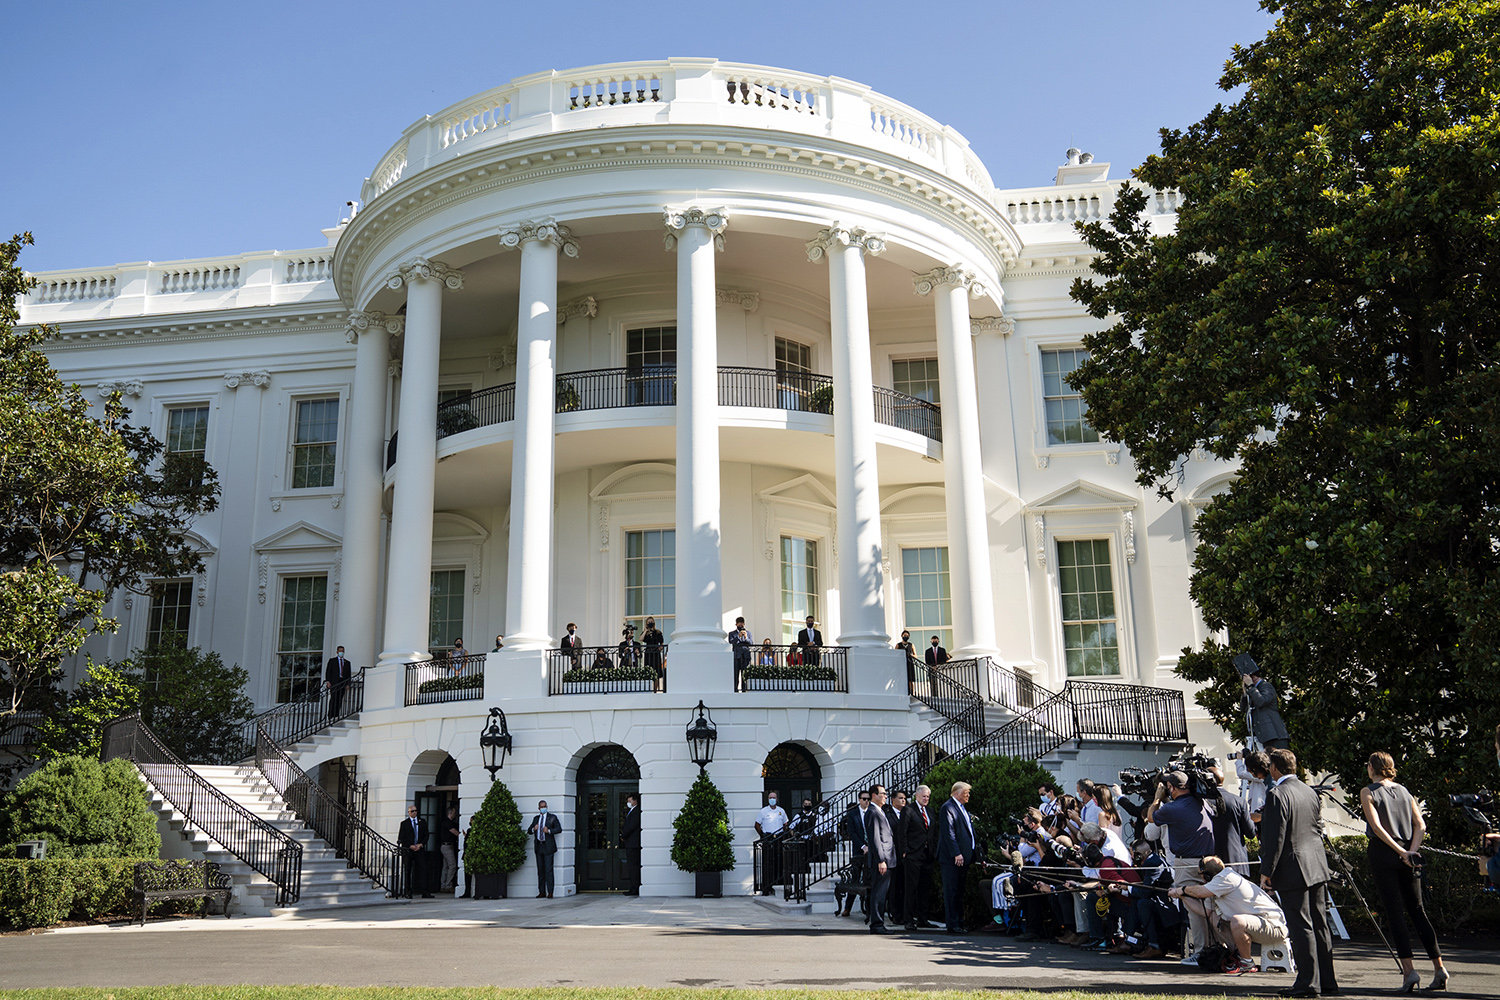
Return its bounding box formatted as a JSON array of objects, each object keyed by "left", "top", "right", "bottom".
[{"left": 0, "top": 991, "right": 1219, "bottom": 1000}]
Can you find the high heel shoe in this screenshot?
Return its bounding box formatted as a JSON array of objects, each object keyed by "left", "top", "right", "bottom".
[
  {"left": 1401, "top": 971, "right": 1421, "bottom": 993},
  {"left": 1423, "top": 968, "right": 1450, "bottom": 992}
]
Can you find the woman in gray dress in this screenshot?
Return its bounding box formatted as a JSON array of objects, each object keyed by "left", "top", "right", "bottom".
[{"left": 1359, "top": 751, "right": 1447, "bottom": 992}]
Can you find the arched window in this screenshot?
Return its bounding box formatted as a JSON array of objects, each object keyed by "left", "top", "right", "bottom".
[
  {"left": 762, "top": 742, "right": 821, "bottom": 810},
  {"left": 578, "top": 744, "right": 642, "bottom": 781}
]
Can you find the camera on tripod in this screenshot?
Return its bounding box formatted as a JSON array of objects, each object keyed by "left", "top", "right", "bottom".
[{"left": 1118, "top": 744, "right": 1220, "bottom": 799}]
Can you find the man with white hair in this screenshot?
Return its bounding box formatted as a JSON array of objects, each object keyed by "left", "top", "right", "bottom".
[{"left": 1172, "top": 855, "right": 1288, "bottom": 976}]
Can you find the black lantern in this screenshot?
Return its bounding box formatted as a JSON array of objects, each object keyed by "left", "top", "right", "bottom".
[
  {"left": 685, "top": 700, "right": 717, "bottom": 774},
  {"left": 479, "top": 707, "right": 512, "bottom": 780}
]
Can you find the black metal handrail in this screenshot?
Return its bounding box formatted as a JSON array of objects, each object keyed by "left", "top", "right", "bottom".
[
  {"left": 438, "top": 383, "right": 514, "bottom": 438},
  {"left": 224, "top": 669, "right": 366, "bottom": 763},
  {"left": 557, "top": 367, "right": 676, "bottom": 411},
  {"left": 908, "top": 656, "right": 985, "bottom": 735},
  {"left": 1066, "top": 679, "right": 1187, "bottom": 741},
  {"left": 718, "top": 366, "right": 833, "bottom": 412},
  {"left": 254, "top": 725, "right": 404, "bottom": 898},
  {"left": 405, "top": 653, "right": 486, "bottom": 707},
  {"left": 102, "top": 712, "right": 302, "bottom": 906},
  {"left": 873, "top": 385, "right": 942, "bottom": 441},
  {"left": 737, "top": 645, "right": 847, "bottom": 692},
  {"left": 547, "top": 645, "right": 664, "bottom": 695},
  {"left": 988, "top": 659, "right": 1044, "bottom": 713}
]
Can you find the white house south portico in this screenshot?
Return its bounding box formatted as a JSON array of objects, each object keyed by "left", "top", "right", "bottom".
[{"left": 27, "top": 60, "right": 1220, "bottom": 906}]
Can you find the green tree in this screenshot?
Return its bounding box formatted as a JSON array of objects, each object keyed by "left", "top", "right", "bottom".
[
  {"left": 29, "top": 658, "right": 141, "bottom": 764},
  {"left": 671, "top": 773, "right": 734, "bottom": 873},
  {"left": 1069, "top": 0, "right": 1500, "bottom": 839},
  {"left": 0, "top": 232, "right": 219, "bottom": 760},
  {"left": 463, "top": 779, "right": 528, "bottom": 876},
  {"left": 1, "top": 755, "right": 160, "bottom": 859}
]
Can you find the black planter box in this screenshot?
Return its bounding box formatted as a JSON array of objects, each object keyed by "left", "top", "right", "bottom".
[
  {"left": 694, "top": 870, "right": 722, "bottom": 898},
  {"left": 471, "top": 872, "right": 507, "bottom": 899}
]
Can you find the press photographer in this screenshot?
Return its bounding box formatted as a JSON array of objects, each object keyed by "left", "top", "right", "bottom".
[{"left": 1144, "top": 767, "right": 1216, "bottom": 962}]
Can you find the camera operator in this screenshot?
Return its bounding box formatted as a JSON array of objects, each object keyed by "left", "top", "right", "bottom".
[
  {"left": 1033, "top": 832, "right": 1085, "bottom": 944},
  {"left": 1012, "top": 809, "right": 1057, "bottom": 940},
  {"left": 1145, "top": 770, "right": 1216, "bottom": 962},
  {"left": 1231, "top": 748, "right": 1271, "bottom": 821},
  {"left": 1210, "top": 773, "right": 1257, "bottom": 875},
  {"left": 1236, "top": 655, "right": 1290, "bottom": 750},
  {"left": 1038, "top": 782, "right": 1062, "bottom": 818}
]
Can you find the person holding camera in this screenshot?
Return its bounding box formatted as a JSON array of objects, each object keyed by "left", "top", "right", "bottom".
[
  {"left": 1171, "top": 855, "right": 1287, "bottom": 976},
  {"left": 1145, "top": 770, "right": 1216, "bottom": 963},
  {"left": 1238, "top": 657, "right": 1290, "bottom": 750},
  {"left": 1360, "top": 751, "right": 1447, "bottom": 992},
  {"left": 1127, "top": 839, "right": 1181, "bottom": 959}
]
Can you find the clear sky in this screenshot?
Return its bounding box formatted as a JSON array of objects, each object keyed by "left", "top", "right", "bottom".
[{"left": 1, "top": 1, "right": 1274, "bottom": 273}]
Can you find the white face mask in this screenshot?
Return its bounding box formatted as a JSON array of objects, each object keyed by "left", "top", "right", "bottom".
[{"left": 767, "top": 798, "right": 777, "bottom": 807}]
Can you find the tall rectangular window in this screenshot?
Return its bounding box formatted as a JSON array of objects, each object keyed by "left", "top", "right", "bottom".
[
  {"left": 146, "top": 579, "right": 193, "bottom": 650},
  {"left": 292, "top": 398, "right": 339, "bottom": 488},
  {"left": 774, "top": 337, "right": 812, "bottom": 375},
  {"left": 892, "top": 358, "right": 941, "bottom": 403},
  {"left": 165, "top": 405, "right": 209, "bottom": 488},
  {"left": 625, "top": 529, "right": 675, "bottom": 636},
  {"left": 1041, "top": 348, "right": 1100, "bottom": 445},
  {"left": 780, "top": 537, "right": 819, "bottom": 643},
  {"left": 1057, "top": 538, "right": 1120, "bottom": 676},
  {"left": 277, "top": 575, "right": 328, "bottom": 702},
  {"left": 901, "top": 547, "right": 953, "bottom": 652},
  {"left": 429, "top": 569, "right": 465, "bottom": 653}
]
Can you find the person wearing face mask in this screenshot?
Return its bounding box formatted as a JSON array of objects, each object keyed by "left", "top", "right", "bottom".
[
  {"left": 755, "top": 791, "right": 790, "bottom": 895},
  {"left": 561, "top": 623, "right": 583, "bottom": 667},
  {"left": 925, "top": 635, "right": 950, "bottom": 667},
  {"left": 525, "top": 800, "right": 563, "bottom": 898},
  {"left": 728, "top": 617, "right": 753, "bottom": 691},
  {"left": 492, "top": 634, "right": 504, "bottom": 652},
  {"left": 447, "top": 637, "right": 467, "bottom": 676},
  {"left": 894, "top": 630, "right": 916, "bottom": 686},
  {"left": 642, "top": 617, "right": 665, "bottom": 690}
]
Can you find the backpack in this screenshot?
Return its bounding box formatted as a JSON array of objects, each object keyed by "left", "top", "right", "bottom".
[{"left": 1197, "top": 942, "right": 1240, "bottom": 974}]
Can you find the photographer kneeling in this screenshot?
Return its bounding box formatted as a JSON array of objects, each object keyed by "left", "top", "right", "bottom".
[
  {"left": 1145, "top": 770, "right": 1216, "bottom": 963},
  {"left": 1169, "top": 855, "right": 1287, "bottom": 976}
]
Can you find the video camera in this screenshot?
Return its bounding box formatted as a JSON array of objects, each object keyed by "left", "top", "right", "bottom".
[
  {"left": 1118, "top": 744, "right": 1220, "bottom": 800},
  {"left": 1449, "top": 791, "right": 1496, "bottom": 846}
]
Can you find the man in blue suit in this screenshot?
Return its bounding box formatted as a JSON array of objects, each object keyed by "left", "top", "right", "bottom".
[{"left": 937, "top": 780, "right": 976, "bottom": 934}]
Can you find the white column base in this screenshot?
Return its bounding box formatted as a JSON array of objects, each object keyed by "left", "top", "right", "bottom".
[
  {"left": 376, "top": 648, "right": 432, "bottom": 669},
  {"left": 836, "top": 630, "right": 892, "bottom": 648}
]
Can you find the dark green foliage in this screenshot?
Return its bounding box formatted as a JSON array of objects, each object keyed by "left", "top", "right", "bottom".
[
  {"left": 1, "top": 756, "right": 160, "bottom": 859},
  {"left": 742, "top": 664, "right": 837, "bottom": 682},
  {"left": 561, "top": 666, "right": 655, "bottom": 683},
  {"left": 464, "top": 779, "right": 528, "bottom": 875},
  {"left": 924, "top": 754, "right": 1059, "bottom": 927},
  {"left": 1068, "top": 1, "right": 1500, "bottom": 843},
  {"left": 671, "top": 772, "right": 734, "bottom": 873},
  {"left": 1326, "top": 835, "right": 1500, "bottom": 934},
  {"left": 417, "top": 673, "right": 484, "bottom": 694},
  {"left": 0, "top": 859, "right": 144, "bottom": 929}
]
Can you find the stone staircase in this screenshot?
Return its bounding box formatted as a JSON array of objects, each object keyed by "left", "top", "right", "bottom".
[
  {"left": 150, "top": 762, "right": 389, "bottom": 915},
  {"left": 271, "top": 716, "right": 362, "bottom": 768}
]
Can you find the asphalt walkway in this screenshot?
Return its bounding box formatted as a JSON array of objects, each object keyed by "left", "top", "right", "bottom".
[{"left": 2, "top": 895, "right": 1495, "bottom": 995}]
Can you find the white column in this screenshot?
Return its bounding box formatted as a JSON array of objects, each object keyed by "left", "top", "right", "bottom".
[
  {"left": 377, "top": 258, "right": 464, "bottom": 669},
  {"left": 339, "top": 311, "right": 401, "bottom": 668},
  {"left": 498, "top": 219, "right": 578, "bottom": 652},
  {"left": 808, "top": 223, "right": 888, "bottom": 647},
  {"left": 664, "top": 207, "right": 729, "bottom": 651},
  {"left": 916, "top": 266, "right": 999, "bottom": 659}
]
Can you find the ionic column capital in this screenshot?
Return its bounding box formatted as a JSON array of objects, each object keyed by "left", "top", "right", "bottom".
[
  {"left": 385, "top": 258, "right": 465, "bottom": 291},
  {"left": 663, "top": 207, "right": 729, "bottom": 252},
  {"left": 913, "top": 265, "right": 988, "bottom": 299},
  {"left": 806, "top": 223, "right": 886, "bottom": 262},
  {"left": 970, "top": 315, "right": 1014, "bottom": 337},
  {"left": 344, "top": 309, "right": 406, "bottom": 344},
  {"left": 498, "top": 218, "right": 580, "bottom": 258}
]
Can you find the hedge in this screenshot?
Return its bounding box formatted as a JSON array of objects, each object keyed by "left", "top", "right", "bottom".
[
  {"left": 1326, "top": 834, "right": 1500, "bottom": 935},
  {"left": 742, "top": 664, "right": 837, "bottom": 682},
  {"left": 416, "top": 673, "right": 483, "bottom": 695},
  {"left": 561, "top": 666, "right": 655, "bottom": 683},
  {"left": 0, "top": 859, "right": 138, "bottom": 929}
]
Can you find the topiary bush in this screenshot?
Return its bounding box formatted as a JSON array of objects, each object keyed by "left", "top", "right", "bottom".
[
  {"left": 464, "top": 779, "right": 528, "bottom": 876},
  {"left": 1, "top": 755, "right": 160, "bottom": 859},
  {"left": 671, "top": 772, "right": 734, "bottom": 873}
]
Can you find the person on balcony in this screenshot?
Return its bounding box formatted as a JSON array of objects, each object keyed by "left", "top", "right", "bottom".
[
  {"left": 618, "top": 624, "right": 641, "bottom": 667},
  {"left": 561, "top": 623, "right": 583, "bottom": 666},
  {"left": 446, "top": 637, "right": 466, "bottom": 677},
  {"left": 785, "top": 643, "right": 804, "bottom": 666},
  {"left": 729, "top": 617, "right": 753, "bottom": 690},
  {"left": 925, "top": 636, "right": 950, "bottom": 667},
  {"left": 642, "top": 617, "right": 665, "bottom": 692},
  {"left": 324, "top": 645, "right": 351, "bottom": 719},
  {"left": 797, "top": 616, "right": 823, "bottom": 666},
  {"left": 895, "top": 630, "right": 917, "bottom": 686},
  {"left": 757, "top": 639, "right": 777, "bottom": 668},
  {"left": 590, "top": 648, "right": 610, "bottom": 671},
  {"left": 492, "top": 634, "right": 504, "bottom": 652}
]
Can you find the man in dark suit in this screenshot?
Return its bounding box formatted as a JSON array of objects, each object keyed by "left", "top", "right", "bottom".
[
  {"left": 324, "top": 645, "right": 352, "bottom": 719},
  {"left": 620, "top": 793, "right": 642, "bottom": 895},
  {"left": 837, "top": 792, "right": 872, "bottom": 916},
  {"left": 561, "top": 624, "right": 583, "bottom": 666},
  {"left": 797, "top": 615, "right": 823, "bottom": 666},
  {"left": 899, "top": 783, "right": 936, "bottom": 930},
  {"left": 1239, "top": 659, "right": 1291, "bottom": 749},
  {"left": 937, "top": 780, "right": 976, "bottom": 934},
  {"left": 925, "top": 635, "right": 950, "bottom": 667},
  {"left": 397, "top": 804, "right": 434, "bottom": 898},
  {"left": 1260, "top": 749, "right": 1337, "bottom": 998},
  {"left": 526, "top": 800, "right": 563, "bottom": 898},
  {"left": 863, "top": 785, "right": 899, "bottom": 933}
]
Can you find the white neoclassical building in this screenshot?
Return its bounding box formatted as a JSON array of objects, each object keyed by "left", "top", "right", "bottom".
[{"left": 24, "top": 60, "right": 1228, "bottom": 904}]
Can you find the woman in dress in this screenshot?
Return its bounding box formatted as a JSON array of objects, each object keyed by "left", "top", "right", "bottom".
[
  {"left": 1360, "top": 751, "right": 1447, "bottom": 992},
  {"left": 757, "top": 639, "right": 777, "bottom": 667}
]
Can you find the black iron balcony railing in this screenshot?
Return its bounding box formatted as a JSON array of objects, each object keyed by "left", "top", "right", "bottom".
[
  {"left": 736, "top": 644, "right": 847, "bottom": 692},
  {"left": 385, "top": 367, "right": 943, "bottom": 469},
  {"left": 222, "top": 669, "right": 365, "bottom": 763},
  {"left": 405, "top": 653, "right": 487, "bottom": 707},
  {"left": 907, "top": 656, "right": 986, "bottom": 736},
  {"left": 547, "top": 645, "right": 665, "bottom": 695}
]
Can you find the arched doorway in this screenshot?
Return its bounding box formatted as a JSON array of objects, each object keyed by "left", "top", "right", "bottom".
[
  {"left": 575, "top": 744, "right": 640, "bottom": 892},
  {"left": 406, "top": 752, "right": 460, "bottom": 895},
  {"left": 762, "top": 742, "right": 822, "bottom": 812}
]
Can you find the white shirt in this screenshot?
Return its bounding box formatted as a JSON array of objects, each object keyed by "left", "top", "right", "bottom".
[
  {"left": 1099, "top": 827, "right": 1131, "bottom": 865},
  {"left": 1080, "top": 799, "right": 1102, "bottom": 826},
  {"left": 756, "top": 804, "right": 789, "bottom": 835},
  {"left": 1204, "top": 868, "right": 1286, "bottom": 925}
]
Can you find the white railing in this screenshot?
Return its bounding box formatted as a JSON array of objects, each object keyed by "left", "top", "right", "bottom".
[
  {"left": 283, "top": 254, "right": 333, "bottom": 284},
  {"left": 30, "top": 273, "right": 117, "bottom": 304},
  {"left": 1002, "top": 182, "right": 1182, "bottom": 226},
  {"left": 159, "top": 264, "right": 240, "bottom": 294},
  {"left": 358, "top": 60, "right": 999, "bottom": 206}
]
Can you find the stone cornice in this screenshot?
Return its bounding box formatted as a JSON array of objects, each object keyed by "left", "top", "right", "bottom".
[
  {"left": 913, "top": 265, "right": 988, "bottom": 299},
  {"left": 498, "top": 218, "right": 580, "bottom": 257},
  {"left": 805, "top": 223, "right": 886, "bottom": 262},
  {"left": 344, "top": 309, "right": 406, "bottom": 344},
  {"left": 384, "top": 257, "right": 465, "bottom": 290},
  {"left": 662, "top": 207, "right": 729, "bottom": 252},
  {"left": 41, "top": 307, "right": 350, "bottom": 349}
]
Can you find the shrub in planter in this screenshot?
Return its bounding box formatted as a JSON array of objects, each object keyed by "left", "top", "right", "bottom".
[
  {"left": 417, "top": 673, "right": 483, "bottom": 695},
  {"left": 1, "top": 756, "right": 160, "bottom": 860},
  {"left": 464, "top": 779, "right": 528, "bottom": 898},
  {"left": 556, "top": 382, "right": 582, "bottom": 412},
  {"left": 562, "top": 665, "right": 655, "bottom": 684},
  {"left": 672, "top": 773, "right": 734, "bottom": 896},
  {"left": 742, "top": 664, "right": 837, "bottom": 682}
]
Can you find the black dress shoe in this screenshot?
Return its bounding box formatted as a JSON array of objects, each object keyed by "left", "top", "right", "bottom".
[
  {"left": 904, "top": 923, "right": 918, "bottom": 931},
  {"left": 547, "top": 892, "right": 554, "bottom": 898},
  {"left": 870, "top": 925, "right": 890, "bottom": 934},
  {"left": 1279, "top": 989, "right": 1320, "bottom": 998},
  {"left": 536, "top": 892, "right": 546, "bottom": 898}
]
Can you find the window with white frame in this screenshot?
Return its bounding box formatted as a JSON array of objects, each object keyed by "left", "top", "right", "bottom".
[
  {"left": 901, "top": 547, "right": 953, "bottom": 652},
  {"left": 1040, "top": 348, "right": 1100, "bottom": 445},
  {"left": 625, "top": 529, "right": 675, "bottom": 636},
  {"left": 146, "top": 579, "right": 193, "bottom": 650},
  {"left": 165, "top": 404, "right": 210, "bottom": 488},
  {"left": 1056, "top": 538, "right": 1121, "bottom": 676},
  {"left": 780, "top": 537, "right": 820, "bottom": 643},
  {"left": 774, "top": 337, "right": 812, "bottom": 376},
  {"left": 291, "top": 398, "right": 339, "bottom": 488},
  {"left": 277, "top": 574, "right": 328, "bottom": 702},
  {"left": 892, "top": 358, "right": 941, "bottom": 403},
  {"left": 429, "top": 569, "right": 465, "bottom": 653},
  {"left": 626, "top": 326, "right": 677, "bottom": 369}
]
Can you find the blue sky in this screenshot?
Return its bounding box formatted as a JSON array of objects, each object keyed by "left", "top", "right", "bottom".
[{"left": 1, "top": 1, "right": 1274, "bottom": 273}]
